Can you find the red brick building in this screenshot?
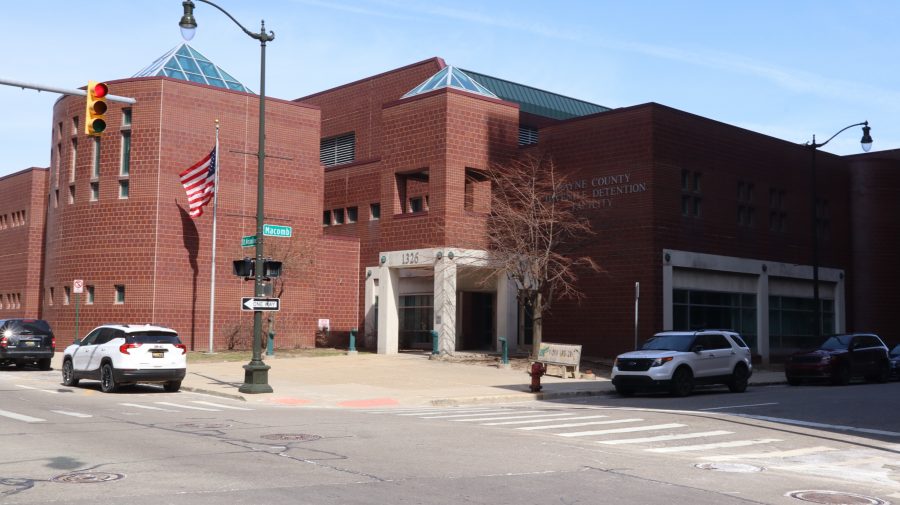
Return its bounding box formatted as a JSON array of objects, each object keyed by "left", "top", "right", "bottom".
[{"left": 2, "top": 51, "right": 897, "bottom": 361}]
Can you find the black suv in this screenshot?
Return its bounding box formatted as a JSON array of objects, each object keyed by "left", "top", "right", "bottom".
[{"left": 0, "top": 319, "right": 56, "bottom": 370}]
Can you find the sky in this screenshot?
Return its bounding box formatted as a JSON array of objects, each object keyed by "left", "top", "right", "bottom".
[{"left": 1, "top": 1, "right": 897, "bottom": 176}]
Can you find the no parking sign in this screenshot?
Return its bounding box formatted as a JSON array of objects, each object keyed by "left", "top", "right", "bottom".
[{"left": 73, "top": 279, "right": 84, "bottom": 294}]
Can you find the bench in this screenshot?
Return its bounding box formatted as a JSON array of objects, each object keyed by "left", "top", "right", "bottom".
[{"left": 535, "top": 342, "right": 582, "bottom": 379}]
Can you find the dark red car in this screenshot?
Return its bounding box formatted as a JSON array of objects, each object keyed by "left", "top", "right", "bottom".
[{"left": 785, "top": 334, "right": 890, "bottom": 386}]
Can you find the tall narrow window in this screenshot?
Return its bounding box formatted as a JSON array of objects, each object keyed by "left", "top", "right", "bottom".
[
  {"left": 323, "top": 210, "right": 331, "bottom": 226},
  {"left": 370, "top": 203, "right": 380, "bottom": 220},
  {"left": 681, "top": 170, "right": 702, "bottom": 218},
  {"left": 122, "top": 108, "right": 132, "bottom": 126},
  {"left": 119, "top": 180, "right": 129, "bottom": 199},
  {"left": 346, "top": 206, "right": 358, "bottom": 223},
  {"left": 120, "top": 131, "right": 131, "bottom": 176},
  {"left": 72, "top": 116, "right": 79, "bottom": 135},
  {"left": 64, "top": 286, "right": 71, "bottom": 305},
  {"left": 92, "top": 137, "right": 101, "bottom": 178},
  {"left": 333, "top": 208, "right": 345, "bottom": 225},
  {"left": 70, "top": 138, "right": 77, "bottom": 182},
  {"left": 115, "top": 285, "right": 125, "bottom": 304},
  {"left": 48, "top": 287, "right": 55, "bottom": 306},
  {"left": 86, "top": 285, "right": 95, "bottom": 304},
  {"left": 68, "top": 185, "right": 75, "bottom": 204},
  {"left": 737, "top": 181, "right": 754, "bottom": 227},
  {"left": 90, "top": 182, "right": 99, "bottom": 202}
]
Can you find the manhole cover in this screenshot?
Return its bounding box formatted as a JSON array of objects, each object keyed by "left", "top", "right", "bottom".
[
  {"left": 695, "top": 462, "right": 764, "bottom": 473},
  {"left": 261, "top": 433, "right": 321, "bottom": 442},
  {"left": 176, "top": 423, "right": 232, "bottom": 430},
  {"left": 787, "top": 490, "right": 888, "bottom": 505},
  {"left": 51, "top": 472, "right": 125, "bottom": 484}
]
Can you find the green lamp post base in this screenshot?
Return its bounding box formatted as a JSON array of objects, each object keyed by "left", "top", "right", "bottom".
[{"left": 239, "top": 361, "right": 273, "bottom": 394}]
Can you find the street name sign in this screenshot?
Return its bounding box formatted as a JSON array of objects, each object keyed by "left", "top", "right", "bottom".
[
  {"left": 263, "top": 224, "right": 292, "bottom": 237},
  {"left": 241, "top": 235, "right": 257, "bottom": 248},
  {"left": 241, "top": 297, "right": 280, "bottom": 311}
]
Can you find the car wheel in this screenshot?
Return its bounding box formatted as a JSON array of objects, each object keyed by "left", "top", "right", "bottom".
[
  {"left": 669, "top": 367, "right": 694, "bottom": 397},
  {"left": 61, "top": 359, "right": 79, "bottom": 386},
  {"left": 615, "top": 385, "right": 636, "bottom": 397},
  {"left": 100, "top": 363, "right": 118, "bottom": 393},
  {"left": 831, "top": 364, "right": 851, "bottom": 386},
  {"left": 786, "top": 375, "right": 802, "bottom": 386},
  {"left": 38, "top": 358, "right": 51, "bottom": 371},
  {"left": 163, "top": 380, "right": 182, "bottom": 393},
  {"left": 728, "top": 364, "right": 749, "bottom": 393}
]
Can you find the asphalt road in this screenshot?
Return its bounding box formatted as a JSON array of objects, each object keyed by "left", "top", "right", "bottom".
[{"left": 1, "top": 367, "right": 898, "bottom": 505}]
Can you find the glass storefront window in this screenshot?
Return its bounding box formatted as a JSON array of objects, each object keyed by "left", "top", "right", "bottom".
[
  {"left": 769, "top": 295, "right": 834, "bottom": 358},
  {"left": 673, "top": 289, "right": 757, "bottom": 351},
  {"left": 399, "top": 294, "right": 433, "bottom": 348}
]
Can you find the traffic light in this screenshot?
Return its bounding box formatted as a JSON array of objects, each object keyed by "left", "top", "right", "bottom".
[{"left": 84, "top": 81, "right": 108, "bottom": 136}]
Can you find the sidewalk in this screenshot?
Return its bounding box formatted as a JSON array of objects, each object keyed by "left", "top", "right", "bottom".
[{"left": 172, "top": 352, "right": 787, "bottom": 408}]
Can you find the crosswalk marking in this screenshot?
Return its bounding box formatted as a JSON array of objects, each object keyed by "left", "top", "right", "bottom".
[
  {"left": 702, "top": 446, "right": 836, "bottom": 461},
  {"left": 558, "top": 423, "right": 686, "bottom": 438},
  {"left": 647, "top": 438, "right": 782, "bottom": 453},
  {"left": 50, "top": 410, "right": 93, "bottom": 418},
  {"left": 0, "top": 408, "right": 45, "bottom": 423},
  {"left": 599, "top": 430, "right": 734, "bottom": 445},
  {"left": 482, "top": 415, "right": 590, "bottom": 426},
  {"left": 120, "top": 403, "right": 177, "bottom": 412},
  {"left": 16, "top": 384, "right": 58, "bottom": 394},
  {"left": 518, "top": 417, "right": 632, "bottom": 431},
  {"left": 453, "top": 413, "right": 575, "bottom": 423},
  {"left": 419, "top": 410, "right": 527, "bottom": 420},
  {"left": 155, "top": 402, "right": 220, "bottom": 411},
  {"left": 190, "top": 401, "right": 253, "bottom": 411},
  {"left": 397, "top": 409, "right": 495, "bottom": 416}
]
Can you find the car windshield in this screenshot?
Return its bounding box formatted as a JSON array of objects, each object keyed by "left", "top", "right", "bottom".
[
  {"left": 891, "top": 344, "right": 900, "bottom": 357},
  {"left": 819, "top": 335, "right": 852, "bottom": 350},
  {"left": 127, "top": 331, "right": 181, "bottom": 344},
  {"left": 641, "top": 334, "right": 694, "bottom": 352},
  {"left": 1, "top": 319, "right": 51, "bottom": 335}
]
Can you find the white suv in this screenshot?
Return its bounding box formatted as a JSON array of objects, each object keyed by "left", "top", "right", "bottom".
[
  {"left": 611, "top": 330, "right": 753, "bottom": 397},
  {"left": 62, "top": 324, "right": 187, "bottom": 393}
]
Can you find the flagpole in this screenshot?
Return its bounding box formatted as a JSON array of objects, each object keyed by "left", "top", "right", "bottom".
[{"left": 208, "top": 120, "right": 220, "bottom": 353}]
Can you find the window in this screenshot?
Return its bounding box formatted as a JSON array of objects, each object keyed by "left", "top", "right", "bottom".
[
  {"left": 347, "top": 206, "right": 358, "bottom": 223},
  {"left": 769, "top": 295, "right": 834, "bottom": 356},
  {"left": 681, "top": 170, "right": 702, "bottom": 217},
  {"left": 90, "top": 182, "right": 99, "bottom": 201},
  {"left": 70, "top": 138, "right": 77, "bottom": 183},
  {"left": 409, "top": 197, "right": 424, "bottom": 213},
  {"left": 518, "top": 125, "right": 538, "bottom": 146},
  {"left": 332, "top": 208, "right": 345, "bottom": 224},
  {"left": 122, "top": 108, "right": 132, "bottom": 126},
  {"left": 816, "top": 198, "right": 830, "bottom": 241},
  {"left": 119, "top": 180, "right": 129, "bottom": 199},
  {"left": 319, "top": 132, "right": 355, "bottom": 167},
  {"left": 48, "top": 287, "right": 54, "bottom": 306},
  {"left": 86, "top": 285, "right": 95, "bottom": 304},
  {"left": 737, "top": 181, "right": 754, "bottom": 227},
  {"left": 64, "top": 286, "right": 71, "bottom": 305},
  {"left": 115, "top": 285, "right": 125, "bottom": 304},
  {"left": 399, "top": 294, "right": 434, "bottom": 347},
  {"left": 120, "top": 131, "right": 131, "bottom": 176},
  {"left": 92, "top": 137, "right": 101, "bottom": 178},
  {"left": 323, "top": 210, "right": 331, "bottom": 226},
  {"left": 68, "top": 185, "right": 75, "bottom": 204},
  {"left": 769, "top": 188, "right": 786, "bottom": 232},
  {"left": 72, "top": 116, "right": 78, "bottom": 135},
  {"left": 370, "top": 203, "right": 380, "bottom": 220},
  {"left": 673, "top": 289, "right": 757, "bottom": 351},
  {"left": 54, "top": 189, "right": 59, "bottom": 208}
]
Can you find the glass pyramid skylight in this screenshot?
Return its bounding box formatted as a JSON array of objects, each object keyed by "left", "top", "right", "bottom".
[
  {"left": 133, "top": 43, "right": 250, "bottom": 93},
  {"left": 402, "top": 66, "right": 498, "bottom": 99}
]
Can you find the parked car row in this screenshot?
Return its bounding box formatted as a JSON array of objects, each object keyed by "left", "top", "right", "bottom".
[
  {"left": 0, "top": 318, "right": 187, "bottom": 393},
  {"left": 612, "top": 330, "right": 896, "bottom": 397}
]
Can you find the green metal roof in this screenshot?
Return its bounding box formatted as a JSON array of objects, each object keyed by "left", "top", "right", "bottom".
[
  {"left": 133, "top": 43, "right": 251, "bottom": 93},
  {"left": 461, "top": 69, "right": 610, "bottom": 120}
]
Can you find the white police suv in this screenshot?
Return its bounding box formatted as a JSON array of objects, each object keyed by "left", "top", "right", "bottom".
[
  {"left": 611, "top": 330, "right": 753, "bottom": 397},
  {"left": 62, "top": 324, "right": 186, "bottom": 393}
]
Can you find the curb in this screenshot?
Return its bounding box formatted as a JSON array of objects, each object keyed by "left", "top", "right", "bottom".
[{"left": 181, "top": 386, "right": 248, "bottom": 402}]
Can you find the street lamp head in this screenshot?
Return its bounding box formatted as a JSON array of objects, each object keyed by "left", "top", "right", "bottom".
[
  {"left": 179, "top": 0, "right": 198, "bottom": 41},
  {"left": 860, "top": 122, "right": 873, "bottom": 152}
]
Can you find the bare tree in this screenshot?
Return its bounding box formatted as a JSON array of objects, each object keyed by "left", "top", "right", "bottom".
[{"left": 486, "top": 153, "right": 598, "bottom": 358}]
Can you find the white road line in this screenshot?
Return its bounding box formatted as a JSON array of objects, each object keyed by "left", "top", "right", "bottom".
[
  {"left": 738, "top": 414, "right": 900, "bottom": 438},
  {"left": 397, "top": 409, "right": 495, "bottom": 416},
  {"left": 647, "top": 438, "right": 782, "bottom": 453},
  {"left": 50, "top": 410, "right": 93, "bottom": 418},
  {"left": 702, "top": 446, "right": 837, "bottom": 461},
  {"left": 190, "top": 401, "right": 253, "bottom": 411},
  {"left": 0, "top": 409, "right": 45, "bottom": 423},
  {"left": 419, "top": 411, "right": 527, "bottom": 419},
  {"left": 518, "top": 418, "right": 636, "bottom": 431},
  {"left": 483, "top": 416, "right": 589, "bottom": 426},
  {"left": 16, "top": 384, "right": 58, "bottom": 394},
  {"left": 599, "top": 430, "right": 734, "bottom": 445},
  {"left": 155, "top": 402, "right": 220, "bottom": 411},
  {"left": 699, "top": 402, "right": 778, "bottom": 411},
  {"left": 454, "top": 413, "right": 576, "bottom": 423},
  {"left": 559, "top": 423, "right": 686, "bottom": 438},
  {"left": 120, "top": 403, "right": 177, "bottom": 412}
]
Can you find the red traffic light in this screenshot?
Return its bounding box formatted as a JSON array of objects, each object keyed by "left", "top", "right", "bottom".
[{"left": 92, "top": 82, "right": 108, "bottom": 98}]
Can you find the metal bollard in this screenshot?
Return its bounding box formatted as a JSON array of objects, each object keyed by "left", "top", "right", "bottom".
[
  {"left": 499, "top": 337, "right": 509, "bottom": 365},
  {"left": 431, "top": 329, "right": 439, "bottom": 355},
  {"left": 348, "top": 328, "right": 358, "bottom": 355}
]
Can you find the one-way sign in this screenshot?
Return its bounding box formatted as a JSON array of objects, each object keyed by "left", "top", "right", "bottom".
[{"left": 241, "top": 297, "right": 281, "bottom": 311}]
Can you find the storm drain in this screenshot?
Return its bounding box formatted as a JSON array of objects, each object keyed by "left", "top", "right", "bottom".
[
  {"left": 51, "top": 472, "right": 125, "bottom": 484},
  {"left": 694, "top": 462, "right": 764, "bottom": 473},
  {"left": 261, "top": 433, "right": 321, "bottom": 442},
  {"left": 787, "top": 490, "right": 888, "bottom": 505}
]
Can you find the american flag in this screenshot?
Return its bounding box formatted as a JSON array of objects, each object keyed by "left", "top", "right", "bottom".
[{"left": 179, "top": 148, "right": 217, "bottom": 219}]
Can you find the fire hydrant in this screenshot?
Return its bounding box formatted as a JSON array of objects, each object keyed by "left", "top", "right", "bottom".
[{"left": 529, "top": 362, "right": 546, "bottom": 393}]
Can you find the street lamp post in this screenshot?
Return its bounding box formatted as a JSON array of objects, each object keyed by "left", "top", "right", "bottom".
[
  {"left": 806, "top": 121, "right": 872, "bottom": 340},
  {"left": 180, "top": 0, "right": 274, "bottom": 393}
]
